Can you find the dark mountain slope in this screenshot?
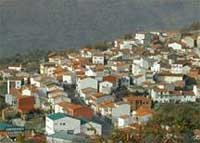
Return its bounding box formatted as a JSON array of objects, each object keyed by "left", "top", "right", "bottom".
[{"left": 0, "top": 0, "right": 199, "bottom": 57}]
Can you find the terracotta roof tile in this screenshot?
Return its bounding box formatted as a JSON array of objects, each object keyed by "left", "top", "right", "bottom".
[{"left": 136, "top": 106, "right": 154, "bottom": 116}]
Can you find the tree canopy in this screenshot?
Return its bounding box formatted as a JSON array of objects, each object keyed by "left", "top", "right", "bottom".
[{"left": 108, "top": 103, "right": 200, "bottom": 143}]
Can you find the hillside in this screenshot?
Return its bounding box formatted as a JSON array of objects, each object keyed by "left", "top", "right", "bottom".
[{"left": 0, "top": 0, "right": 199, "bottom": 57}]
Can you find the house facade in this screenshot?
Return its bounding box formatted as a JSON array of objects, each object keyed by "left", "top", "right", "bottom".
[{"left": 45, "top": 113, "right": 81, "bottom": 135}]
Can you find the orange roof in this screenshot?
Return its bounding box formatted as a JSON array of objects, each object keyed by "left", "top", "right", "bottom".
[
  {"left": 136, "top": 106, "right": 154, "bottom": 116},
  {"left": 54, "top": 66, "right": 65, "bottom": 74},
  {"left": 115, "top": 62, "right": 127, "bottom": 67},
  {"left": 81, "top": 87, "right": 105, "bottom": 100},
  {"left": 76, "top": 70, "right": 85, "bottom": 76},
  {"left": 18, "top": 106, "right": 35, "bottom": 114},
  {"left": 16, "top": 95, "right": 35, "bottom": 100},
  {"left": 58, "top": 102, "right": 82, "bottom": 111},
  {"left": 17, "top": 96, "right": 35, "bottom": 113},
  {"left": 189, "top": 70, "right": 200, "bottom": 77},
  {"left": 154, "top": 87, "right": 168, "bottom": 93},
  {"left": 103, "top": 75, "right": 117, "bottom": 84},
  {"left": 81, "top": 48, "right": 94, "bottom": 52},
  {"left": 81, "top": 87, "right": 97, "bottom": 94},
  {"left": 95, "top": 65, "right": 105, "bottom": 72},
  {"left": 98, "top": 101, "right": 115, "bottom": 108},
  {"left": 123, "top": 96, "right": 150, "bottom": 103}
]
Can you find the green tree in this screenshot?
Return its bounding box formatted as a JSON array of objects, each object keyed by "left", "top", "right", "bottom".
[
  {"left": 93, "top": 41, "right": 110, "bottom": 51},
  {"left": 16, "top": 133, "right": 25, "bottom": 143},
  {"left": 0, "top": 82, "right": 7, "bottom": 94},
  {"left": 143, "top": 103, "right": 200, "bottom": 142},
  {"left": 124, "top": 34, "right": 133, "bottom": 40}
]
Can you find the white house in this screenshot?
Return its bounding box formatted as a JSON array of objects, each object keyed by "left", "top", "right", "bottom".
[
  {"left": 197, "top": 35, "right": 200, "bottom": 47},
  {"left": 46, "top": 113, "right": 102, "bottom": 136},
  {"left": 112, "top": 102, "right": 131, "bottom": 123},
  {"left": 181, "top": 36, "right": 195, "bottom": 48},
  {"left": 151, "top": 88, "right": 196, "bottom": 103},
  {"left": 171, "top": 63, "right": 184, "bottom": 74},
  {"left": 157, "top": 73, "right": 183, "bottom": 83},
  {"left": 150, "top": 62, "right": 160, "bottom": 72},
  {"left": 48, "top": 95, "right": 71, "bottom": 109},
  {"left": 132, "top": 64, "right": 146, "bottom": 75},
  {"left": 135, "top": 33, "right": 145, "bottom": 44},
  {"left": 132, "top": 57, "right": 149, "bottom": 75},
  {"left": 193, "top": 85, "right": 200, "bottom": 99},
  {"left": 168, "top": 42, "right": 182, "bottom": 50},
  {"left": 92, "top": 54, "right": 105, "bottom": 65},
  {"left": 99, "top": 81, "right": 113, "bottom": 94},
  {"left": 22, "top": 88, "right": 32, "bottom": 96},
  {"left": 45, "top": 113, "right": 81, "bottom": 135},
  {"left": 133, "top": 106, "right": 154, "bottom": 124},
  {"left": 48, "top": 89, "right": 70, "bottom": 107},
  {"left": 8, "top": 64, "right": 22, "bottom": 71},
  {"left": 133, "top": 58, "right": 149, "bottom": 70},
  {"left": 7, "top": 79, "right": 22, "bottom": 93},
  {"left": 85, "top": 68, "right": 97, "bottom": 77},
  {"left": 79, "top": 87, "right": 98, "bottom": 100},
  {"left": 40, "top": 63, "right": 56, "bottom": 76},
  {"left": 80, "top": 48, "right": 94, "bottom": 58},
  {"left": 62, "top": 71, "right": 76, "bottom": 85},
  {"left": 85, "top": 66, "right": 104, "bottom": 79},
  {"left": 118, "top": 115, "right": 134, "bottom": 128},
  {"left": 99, "top": 102, "right": 131, "bottom": 123},
  {"left": 120, "top": 40, "right": 136, "bottom": 49},
  {"left": 76, "top": 77, "right": 98, "bottom": 93},
  {"left": 94, "top": 95, "right": 115, "bottom": 111},
  {"left": 111, "top": 62, "right": 129, "bottom": 72},
  {"left": 48, "top": 55, "right": 64, "bottom": 65},
  {"left": 81, "top": 90, "right": 114, "bottom": 111},
  {"left": 132, "top": 74, "right": 146, "bottom": 86},
  {"left": 5, "top": 94, "right": 16, "bottom": 105},
  {"left": 30, "top": 76, "right": 42, "bottom": 87},
  {"left": 45, "top": 83, "right": 63, "bottom": 93},
  {"left": 81, "top": 121, "right": 102, "bottom": 136}
]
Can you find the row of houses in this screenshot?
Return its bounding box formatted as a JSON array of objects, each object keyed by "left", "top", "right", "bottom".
[{"left": 1, "top": 30, "right": 200, "bottom": 142}]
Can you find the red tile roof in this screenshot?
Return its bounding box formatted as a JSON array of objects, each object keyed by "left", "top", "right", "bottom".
[
  {"left": 136, "top": 106, "right": 154, "bottom": 116},
  {"left": 17, "top": 96, "right": 35, "bottom": 114},
  {"left": 58, "top": 102, "right": 82, "bottom": 111},
  {"left": 103, "top": 75, "right": 117, "bottom": 84}
]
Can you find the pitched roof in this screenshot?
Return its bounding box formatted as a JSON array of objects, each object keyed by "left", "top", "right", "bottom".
[
  {"left": 103, "top": 75, "right": 117, "bottom": 84},
  {"left": 47, "top": 113, "right": 66, "bottom": 121},
  {"left": 136, "top": 106, "right": 154, "bottom": 116},
  {"left": 123, "top": 96, "right": 150, "bottom": 102},
  {"left": 58, "top": 102, "right": 82, "bottom": 111},
  {"left": 98, "top": 101, "right": 115, "bottom": 108}
]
